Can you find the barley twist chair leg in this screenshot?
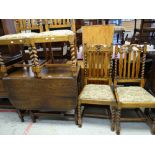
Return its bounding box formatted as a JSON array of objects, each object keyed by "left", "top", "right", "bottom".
[
  {"left": 116, "top": 108, "right": 121, "bottom": 135},
  {"left": 74, "top": 106, "right": 78, "bottom": 125},
  {"left": 151, "top": 121, "right": 155, "bottom": 135},
  {"left": 111, "top": 106, "right": 116, "bottom": 131},
  {"left": 30, "top": 111, "right": 36, "bottom": 123},
  {"left": 77, "top": 103, "right": 82, "bottom": 128}
]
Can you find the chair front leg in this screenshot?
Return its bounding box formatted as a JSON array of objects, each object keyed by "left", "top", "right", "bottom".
[
  {"left": 30, "top": 111, "right": 36, "bottom": 123},
  {"left": 16, "top": 109, "right": 24, "bottom": 122},
  {"left": 116, "top": 108, "right": 121, "bottom": 135},
  {"left": 151, "top": 121, "right": 155, "bottom": 135},
  {"left": 111, "top": 106, "right": 116, "bottom": 131},
  {"left": 77, "top": 102, "right": 82, "bottom": 128},
  {"left": 74, "top": 106, "right": 78, "bottom": 125}
]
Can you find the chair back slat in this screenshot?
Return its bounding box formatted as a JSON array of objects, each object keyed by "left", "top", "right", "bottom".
[
  {"left": 45, "top": 19, "right": 75, "bottom": 32},
  {"left": 84, "top": 44, "right": 113, "bottom": 84},
  {"left": 127, "top": 49, "right": 131, "bottom": 78},
  {"left": 131, "top": 51, "right": 137, "bottom": 78},
  {"left": 100, "top": 52, "right": 104, "bottom": 77},
  {"left": 88, "top": 51, "right": 92, "bottom": 78},
  {"left": 96, "top": 51, "right": 100, "bottom": 78},
  {"left": 123, "top": 52, "right": 127, "bottom": 78},
  {"left": 119, "top": 50, "right": 123, "bottom": 79},
  {"left": 114, "top": 44, "right": 147, "bottom": 86},
  {"left": 135, "top": 50, "right": 141, "bottom": 78},
  {"left": 15, "top": 19, "right": 43, "bottom": 32}
]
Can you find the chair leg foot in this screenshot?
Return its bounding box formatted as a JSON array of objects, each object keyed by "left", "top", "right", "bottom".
[
  {"left": 116, "top": 108, "right": 121, "bottom": 135},
  {"left": 111, "top": 106, "right": 116, "bottom": 131},
  {"left": 30, "top": 111, "right": 36, "bottom": 123},
  {"left": 77, "top": 103, "right": 82, "bottom": 128},
  {"left": 75, "top": 107, "right": 78, "bottom": 125},
  {"left": 151, "top": 121, "right": 155, "bottom": 135},
  {"left": 116, "top": 131, "right": 120, "bottom": 135},
  {"left": 17, "top": 109, "right": 24, "bottom": 122}
]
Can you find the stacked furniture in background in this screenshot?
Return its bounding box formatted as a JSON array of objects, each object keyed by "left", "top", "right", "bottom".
[{"left": 131, "top": 19, "right": 155, "bottom": 44}]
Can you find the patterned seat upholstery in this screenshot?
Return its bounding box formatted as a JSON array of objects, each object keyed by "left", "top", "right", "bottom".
[
  {"left": 117, "top": 86, "right": 155, "bottom": 103},
  {"left": 37, "top": 30, "right": 74, "bottom": 37},
  {"left": 0, "top": 32, "right": 38, "bottom": 40},
  {"left": 79, "top": 84, "right": 115, "bottom": 102}
]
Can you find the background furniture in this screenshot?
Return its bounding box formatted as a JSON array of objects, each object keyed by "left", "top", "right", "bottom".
[
  {"left": 131, "top": 19, "right": 155, "bottom": 44},
  {"left": 0, "top": 19, "right": 22, "bottom": 108}
]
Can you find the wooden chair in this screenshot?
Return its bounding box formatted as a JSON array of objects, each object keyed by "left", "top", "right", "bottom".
[
  {"left": 14, "top": 19, "right": 47, "bottom": 64},
  {"left": 77, "top": 44, "right": 116, "bottom": 131},
  {"left": 114, "top": 44, "right": 155, "bottom": 135},
  {"left": 44, "top": 19, "right": 76, "bottom": 62}
]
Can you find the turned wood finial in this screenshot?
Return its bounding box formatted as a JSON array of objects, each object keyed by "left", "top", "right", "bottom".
[{"left": 39, "top": 19, "right": 43, "bottom": 32}]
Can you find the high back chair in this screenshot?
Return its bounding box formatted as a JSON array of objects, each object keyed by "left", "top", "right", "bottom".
[
  {"left": 114, "top": 44, "right": 155, "bottom": 135},
  {"left": 77, "top": 44, "right": 116, "bottom": 131}
]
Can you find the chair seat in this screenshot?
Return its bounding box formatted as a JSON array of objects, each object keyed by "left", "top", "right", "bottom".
[
  {"left": 38, "top": 30, "right": 74, "bottom": 37},
  {"left": 79, "top": 84, "right": 115, "bottom": 102},
  {"left": 0, "top": 32, "right": 38, "bottom": 40},
  {"left": 117, "top": 86, "right": 155, "bottom": 104}
]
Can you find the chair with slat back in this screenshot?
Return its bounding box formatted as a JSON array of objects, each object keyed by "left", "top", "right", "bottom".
[
  {"left": 77, "top": 44, "right": 116, "bottom": 131},
  {"left": 114, "top": 44, "right": 155, "bottom": 135},
  {"left": 15, "top": 19, "right": 43, "bottom": 33},
  {"left": 14, "top": 19, "right": 50, "bottom": 63},
  {"left": 43, "top": 19, "right": 76, "bottom": 63}
]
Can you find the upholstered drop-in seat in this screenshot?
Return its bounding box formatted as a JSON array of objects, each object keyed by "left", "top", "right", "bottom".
[
  {"left": 0, "top": 32, "right": 39, "bottom": 40},
  {"left": 117, "top": 86, "right": 155, "bottom": 104},
  {"left": 36, "top": 30, "right": 74, "bottom": 37},
  {"left": 79, "top": 84, "right": 115, "bottom": 102},
  {"left": 0, "top": 30, "right": 74, "bottom": 41}
]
